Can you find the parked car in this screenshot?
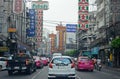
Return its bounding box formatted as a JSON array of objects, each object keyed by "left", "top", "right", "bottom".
[
  {"left": 6, "top": 53, "right": 36, "bottom": 76},
  {"left": 76, "top": 56, "right": 94, "bottom": 72},
  {"left": 34, "top": 56, "right": 43, "bottom": 68},
  {"left": 40, "top": 57, "right": 48, "bottom": 66},
  {"left": 0, "top": 57, "right": 7, "bottom": 71},
  {"left": 48, "top": 56, "right": 76, "bottom": 79}
]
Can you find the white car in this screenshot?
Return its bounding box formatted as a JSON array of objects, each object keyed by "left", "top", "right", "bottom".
[
  {"left": 48, "top": 56, "right": 76, "bottom": 79},
  {"left": 52, "top": 53, "right": 62, "bottom": 57},
  {"left": 0, "top": 57, "right": 7, "bottom": 71}
]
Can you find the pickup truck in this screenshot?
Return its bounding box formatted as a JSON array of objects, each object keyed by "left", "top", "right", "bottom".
[{"left": 6, "top": 53, "right": 36, "bottom": 76}]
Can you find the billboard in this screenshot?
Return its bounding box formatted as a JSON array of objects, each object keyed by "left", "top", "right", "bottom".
[
  {"left": 13, "top": 0, "right": 23, "bottom": 14},
  {"left": 32, "top": 1, "right": 49, "bottom": 10},
  {"left": 66, "top": 24, "right": 77, "bottom": 32},
  {"left": 27, "top": 9, "right": 36, "bottom": 37},
  {"left": 29, "top": 9, "right": 36, "bottom": 30},
  {"left": 78, "top": 0, "right": 89, "bottom": 30}
]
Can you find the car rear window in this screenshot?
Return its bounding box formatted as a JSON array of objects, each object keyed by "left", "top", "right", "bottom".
[
  {"left": 52, "top": 58, "right": 72, "bottom": 64},
  {"left": 79, "top": 58, "right": 89, "bottom": 61},
  {"left": 14, "top": 54, "right": 32, "bottom": 60}
]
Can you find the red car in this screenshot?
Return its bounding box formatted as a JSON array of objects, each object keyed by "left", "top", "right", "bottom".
[
  {"left": 76, "top": 56, "right": 94, "bottom": 72},
  {"left": 40, "top": 57, "right": 48, "bottom": 66},
  {"left": 34, "top": 56, "right": 43, "bottom": 68}
]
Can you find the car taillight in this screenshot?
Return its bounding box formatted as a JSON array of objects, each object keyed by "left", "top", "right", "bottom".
[
  {"left": 90, "top": 61, "right": 93, "bottom": 65},
  {"left": 26, "top": 59, "right": 30, "bottom": 65},
  {"left": 49, "top": 63, "right": 53, "bottom": 68},
  {"left": 71, "top": 63, "right": 75, "bottom": 68},
  {"left": 78, "top": 61, "right": 81, "bottom": 64}
]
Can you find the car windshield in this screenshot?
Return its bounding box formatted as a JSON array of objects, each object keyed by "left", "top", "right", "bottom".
[{"left": 52, "top": 58, "right": 72, "bottom": 64}]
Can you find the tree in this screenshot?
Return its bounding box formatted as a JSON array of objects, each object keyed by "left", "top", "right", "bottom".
[{"left": 111, "top": 37, "right": 120, "bottom": 48}]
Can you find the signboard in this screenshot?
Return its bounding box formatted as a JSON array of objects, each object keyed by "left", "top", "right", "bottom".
[
  {"left": 26, "top": 28, "right": 35, "bottom": 37},
  {"left": 28, "top": 9, "right": 36, "bottom": 37},
  {"left": 32, "top": 1, "right": 49, "bottom": 10},
  {"left": 8, "top": 28, "right": 16, "bottom": 32},
  {"left": 78, "top": 0, "right": 89, "bottom": 30},
  {"left": 0, "top": 47, "right": 8, "bottom": 52},
  {"left": 13, "top": 0, "right": 23, "bottom": 14},
  {"left": 66, "top": 24, "right": 77, "bottom": 32}
]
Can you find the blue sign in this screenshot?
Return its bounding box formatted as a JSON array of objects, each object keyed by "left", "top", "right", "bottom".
[
  {"left": 66, "top": 24, "right": 77, "bottom": 32},
  {"left": 26, "top": 28, "right": 35, "bottom": 37},
  {"left": 91, "top": 47, "right": 99, "bottom": 55},
  {"left": 29, "top": 9, "right": 35, "bottom": 15},
  {"left": 29, "top": 9, "right": 36, "bottom": 35}
]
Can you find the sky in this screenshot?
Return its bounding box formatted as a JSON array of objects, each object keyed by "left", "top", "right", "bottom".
[{"left": 26, "top": 0, "right": 96, "bottom": 33}]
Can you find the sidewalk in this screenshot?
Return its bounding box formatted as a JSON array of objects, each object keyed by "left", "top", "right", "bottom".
[
  {"left": 101, "top": 64, "right": 120, "bottom": 76},
  {"left": 103, "top": 65, "right": 120, "bottom": 72}
]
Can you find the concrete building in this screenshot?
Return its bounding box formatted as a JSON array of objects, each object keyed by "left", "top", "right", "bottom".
[{"left": 94, "top": 0, "right": 120, "bottom": 67}]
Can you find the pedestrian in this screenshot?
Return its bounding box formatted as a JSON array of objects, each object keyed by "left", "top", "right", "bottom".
[{"left": 107, "top": 58, "right": 110, "bottom": 66}]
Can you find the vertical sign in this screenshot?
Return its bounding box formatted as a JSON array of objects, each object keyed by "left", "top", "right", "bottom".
[
  {"left": 13, "top": 0, "right": 23, "bottom": 14},
  {"left": 78, "top": 0, "right": 89, "bottom": 30},
  {"left": 27, "top": 9, "right": 36, "bottom": 37}
]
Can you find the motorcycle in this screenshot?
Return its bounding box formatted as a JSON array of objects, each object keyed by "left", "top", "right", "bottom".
[{"left": 95, "top": 63, "right": 102, "bottom": 71}]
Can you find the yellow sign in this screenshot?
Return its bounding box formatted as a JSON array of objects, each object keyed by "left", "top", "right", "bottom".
[
  {"left": 8, "top": 28, "right": 16, "bottom": 32},
  {"left": 0, "top": 47, "right": 8, "bottom": 52}
]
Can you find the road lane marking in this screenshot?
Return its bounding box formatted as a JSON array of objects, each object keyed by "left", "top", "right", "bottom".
[
  {"left": 76, "top": 75, "right": 82, "bottom": 79},
  {"left": 32, "top": 69, "right": 43, "bottom": 79}
]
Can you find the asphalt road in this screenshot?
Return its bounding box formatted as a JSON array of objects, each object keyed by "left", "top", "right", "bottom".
[{"left": 0, "top": 66, "right": 120, "bottom": 79}]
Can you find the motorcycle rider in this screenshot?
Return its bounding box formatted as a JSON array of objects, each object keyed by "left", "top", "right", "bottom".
[{"left": 96, "top": 58, "right": 102, "bottom": 71}]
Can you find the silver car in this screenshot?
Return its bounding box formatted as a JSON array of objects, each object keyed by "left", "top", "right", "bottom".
[{"left": 48, "top": 56, "right": 76, "bottom": 79}]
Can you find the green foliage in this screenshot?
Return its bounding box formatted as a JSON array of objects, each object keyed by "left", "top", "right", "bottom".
[
  {"left": 64, "top": 50, "right": 79, "bottom": 57},
  {"left": 111, "top": 37, "right": 120, "bottom": 48}
]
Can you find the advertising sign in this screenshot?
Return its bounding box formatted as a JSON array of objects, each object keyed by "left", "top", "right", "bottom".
[
  {"left": 29, "top": 9, "right": 36, "bottom": 33},
  {"left": 66, "top": 24, "right": 77, "bottom": 32},
  {"left": 78, "top": 0, "right": 89, "bottom": 30},
  {"left": 13, "top": 0, "right": 23, "bottom": 14},
  {"left": 26, "top": 28, "right": 35, "bottom": 37},
  {"left": 32, "top": 1, "right": 49, "bottom": 10}
]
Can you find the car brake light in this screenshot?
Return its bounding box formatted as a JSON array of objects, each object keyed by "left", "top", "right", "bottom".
[
  {"left": 49, "top": 63, "right": 53, "bottom": 68},
  {"left": 71, "top": 63, "right": 75, "bottom": 68},
  {"left": 78, "top": 62, "right": 81, "bottom": 64}
]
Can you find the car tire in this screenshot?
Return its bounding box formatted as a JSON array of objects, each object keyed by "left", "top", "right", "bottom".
[
  {"left": 48, "top": 77, "right": 53, "bottom": 79},
  {"left": 26, "top": 67, "right": 32, "bottom": 74},
  {"left": 8, "top": 70, "right": 13, "bottom": 76},
  {"left": 90, "top": 69, "right": 93, "bottom": 72},
  {"left": 0, "top": 65, "right": 2, "bottom": 71}
]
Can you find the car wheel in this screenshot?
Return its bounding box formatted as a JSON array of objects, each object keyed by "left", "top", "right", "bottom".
[
  {"left": 0, "top": 65, "right": 2, "bottom": 71},
  {"left": 90, "top": 69, "right": 93, "bottom": 72},
  {"left": 26, "top": 67, "right": 32, "bottom": 74},
  {"left": 48, "top": 77, "right": 53, "bottom": 79},
  {"left": 8, "top": 70, "right": 13, "bottom": 76}
]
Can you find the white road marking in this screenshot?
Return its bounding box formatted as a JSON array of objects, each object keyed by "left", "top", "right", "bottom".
[
  {"left": 76, "top": 75, "right": 82, "bottom": 79},
  {"left": 32, "top": 69, "right": 43, "bottom": 79}
]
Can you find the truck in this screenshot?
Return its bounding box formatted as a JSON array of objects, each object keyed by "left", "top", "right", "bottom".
[{"left": 6, "top": 53, "right": 36, "bottom": 76}]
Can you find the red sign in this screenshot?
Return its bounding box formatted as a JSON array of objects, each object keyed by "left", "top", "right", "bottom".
[{"left": 13, "top": 0, "right": 23, "bottom": 14}]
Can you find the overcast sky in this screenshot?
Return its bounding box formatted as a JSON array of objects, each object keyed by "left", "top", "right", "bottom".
[{"left": 27, "top": 0, "right": 96, "bottom": 33}]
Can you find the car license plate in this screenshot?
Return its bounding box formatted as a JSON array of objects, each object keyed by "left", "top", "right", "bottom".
[
  {"left": 14, "top": 67, "right": 19, "bottom": 69},
  {"left": 85, "top": 63, "right": 88, "bottom": 65}
]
